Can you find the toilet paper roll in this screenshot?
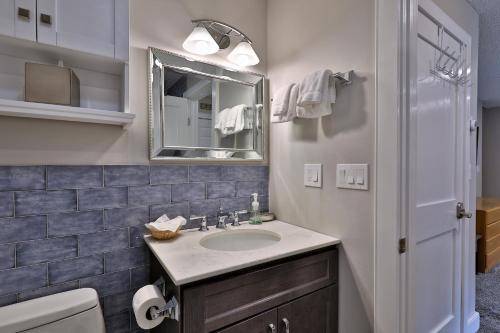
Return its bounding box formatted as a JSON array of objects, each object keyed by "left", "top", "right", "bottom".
[{"left": 133, "top": 285, "right": 167, "bottom": 329}]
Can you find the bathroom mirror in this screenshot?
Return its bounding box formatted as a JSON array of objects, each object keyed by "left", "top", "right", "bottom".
[{"left": 148, "top": 47, "right": 266, "bottom": 160}]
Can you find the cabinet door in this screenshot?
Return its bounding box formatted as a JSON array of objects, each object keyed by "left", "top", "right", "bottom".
[
  {"left": 36, "top": 0, "right": 56, "bottom": 45},
  {"left": 14, "top": 0, "right": 36, "bottom": 41},
  {"left": 0, "top": 1, "right": 15, "bottom": 38},
  {"left": 48, "top": 0, "right": 128, "bottom": 60},
  {"left": 217, "top": 309, "right": 277, "bottom": 333},
  {"left": 277, "top": 286, "right": 337, "bottom": 333}
]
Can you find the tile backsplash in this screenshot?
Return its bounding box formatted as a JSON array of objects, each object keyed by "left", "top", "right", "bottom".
[{"left": 0, "top": 165, "right": 269, "bottom": 333}]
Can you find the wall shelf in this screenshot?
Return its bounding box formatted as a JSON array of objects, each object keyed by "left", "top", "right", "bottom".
[{"left": 0, "top": 99, "right": 135, "bottom": 127}]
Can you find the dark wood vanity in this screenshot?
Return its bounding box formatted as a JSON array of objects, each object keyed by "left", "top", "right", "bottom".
[{"left": 150, "top": 246, "right": 338, "bottom": 333}]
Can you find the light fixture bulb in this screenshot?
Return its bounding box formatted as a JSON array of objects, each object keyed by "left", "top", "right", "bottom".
[
  {"left": 182, "top": 26, "right": 219, "bottom": 55},
  {"left": 228, "top": 41, "right": 260, "bottom": 67}
]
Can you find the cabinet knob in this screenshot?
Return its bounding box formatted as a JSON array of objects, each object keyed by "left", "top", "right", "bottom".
[
  {"left": 268, "top": 323, "right": 276, "bottom": 333},
  {"left": 17, "top": 7, "right": 30, "bottom": 20},
  {"left": 40, "top": 13, "right": 52, "bottom": 25},
  {"left": 282, "top": 318, "right": 290, "bottom": 333}
]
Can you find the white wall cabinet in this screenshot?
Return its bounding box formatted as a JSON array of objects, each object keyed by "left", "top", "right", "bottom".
[
  {"left": 0, "top": 0, "right": 132, "bottom": 126},
  {"left": 0, "top": 0, "right": 37, "bottom": 42},
  {"left": 0, "top": 0, "right": 128, "bottom": 61}
]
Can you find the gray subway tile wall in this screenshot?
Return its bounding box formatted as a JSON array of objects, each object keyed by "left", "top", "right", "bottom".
[{"left": 0, "top": 164, "right": 268, "bottom": 333}]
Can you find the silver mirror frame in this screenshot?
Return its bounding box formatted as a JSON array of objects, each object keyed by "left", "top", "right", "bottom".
[{"left": 148, "top": 47, "right": 267, "bottom": 162}]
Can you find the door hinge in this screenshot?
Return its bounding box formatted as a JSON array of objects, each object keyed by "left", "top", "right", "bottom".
[{"left": 399, "top": 238, "right": 407, "bottom": 254}]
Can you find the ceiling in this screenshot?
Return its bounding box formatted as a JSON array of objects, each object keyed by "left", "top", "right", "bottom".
[{"left": 466, "top": 0, "right": 500, "bottom": 108}]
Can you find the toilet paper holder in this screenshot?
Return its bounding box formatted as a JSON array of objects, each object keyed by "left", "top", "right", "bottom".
[{"left": 150, "top": 277, "right": 180, "bottom": 322}]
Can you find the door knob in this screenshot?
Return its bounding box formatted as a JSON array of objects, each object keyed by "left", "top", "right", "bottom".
[
  {"left": 282, "top": 318, "right": 290, "bottom": 333},
  {"left": 268, "top": 323, "right": 276, "bottom": 333},
  {"left": 456, "top": 202, "right": 472, "bottom": 219}
]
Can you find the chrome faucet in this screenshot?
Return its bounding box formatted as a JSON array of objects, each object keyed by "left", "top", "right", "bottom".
[{"left": 190, "top": 215, "right": 208, "bottom": 231}]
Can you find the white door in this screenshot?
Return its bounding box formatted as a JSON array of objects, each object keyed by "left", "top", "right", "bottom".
[
  {"left": 36, "top": 0, "right": 129, "bottom": 60},
  {"left": 407, "top": 1, "right": 471, "bottom": 332},
  {"left": 164, "top": 96, "right": 194, "bottom": 148}
]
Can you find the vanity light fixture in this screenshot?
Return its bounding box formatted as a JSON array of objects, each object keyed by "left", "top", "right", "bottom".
[{"left": 182, "top": 19, "right": 260, "bottom": 67}]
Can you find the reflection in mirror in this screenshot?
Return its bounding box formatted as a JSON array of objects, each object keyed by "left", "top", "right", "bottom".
[{"left": 148, "top": 48, "right": 265, "bottom": 160}]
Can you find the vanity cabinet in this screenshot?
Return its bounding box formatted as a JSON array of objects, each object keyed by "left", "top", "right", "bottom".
[
  {"left": 150, "top": 246, "right": 338, "bottom": 333},
  {"left": 0, "top": 0, "right": 128, "bottom": 60}
]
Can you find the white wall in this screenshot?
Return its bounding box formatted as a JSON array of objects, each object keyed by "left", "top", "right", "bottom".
[
  {"left": 0, "top": 0, "right": 267, "bottom": 165},
  {"left": 267, "top": 0, "right": 375, "bottom": 331}
]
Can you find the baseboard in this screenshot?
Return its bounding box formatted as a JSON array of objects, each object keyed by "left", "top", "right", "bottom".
[{"left": 465, "top": 311, "right": 480, "bottom": 333}]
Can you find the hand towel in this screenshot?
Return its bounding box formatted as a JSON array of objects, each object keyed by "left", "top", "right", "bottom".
[
  {"left": 145, "top": 214, "right": 186, "bottom": 232},
  {"left": 272, "top": 84, "right": 295, "bottom": 116},
  {"left": 297, "top": 69, "right": 333, "bottom": 106},
  {"left": 296, "top": 70, "right": 336, "bottom": 118},
  {"left": 272, "top": 84, "right": 298, "bottom": 123}
]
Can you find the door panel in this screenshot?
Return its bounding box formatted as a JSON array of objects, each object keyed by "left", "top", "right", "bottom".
[
  {"left": 217, "top": 309, "right": 277, "bottom": 333},
  {"left": 37, "top": 0, "right": 57, "bottom": 45},
  {"left": 14, "top": 0, "right": 36, "bottom": 41},
  {"left": 0, "top": 1, "right": 15, "bottom": 38},
  {"left": 410, "top": 1, "right": 469, "bottom": 332},
  {"left": 55, "top": 0, "right": 115, "bottom": 57},
  {"left": 277, "top": 286, "right": 337, "bottom": 333}
]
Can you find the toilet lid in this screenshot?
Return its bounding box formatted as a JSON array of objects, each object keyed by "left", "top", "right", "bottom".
[{"left": 0, "top": 288, "right": 99, "bottom": 333}]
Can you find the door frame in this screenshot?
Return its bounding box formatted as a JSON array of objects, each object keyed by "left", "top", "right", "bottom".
[{"left": 374, "top": 0, "right": 479, "bottom": 332}]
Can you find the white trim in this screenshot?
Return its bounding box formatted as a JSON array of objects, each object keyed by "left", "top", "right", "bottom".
[
  {"left": 374, "top": 0, "right": 405, "bottom": 331},
  {"left": 465, "top": 312, "right": 480, "bottom": 333},
  {"left": 0, "top": 98, "right": 135, "bottom": 127}
]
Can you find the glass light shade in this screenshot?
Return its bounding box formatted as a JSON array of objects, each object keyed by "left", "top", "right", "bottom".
[
  {"left": 182, "top": 26, "right": 219, "bottom": 55},
  {"left": 228, "top": 41, "right": 260, "bottom": 67}
]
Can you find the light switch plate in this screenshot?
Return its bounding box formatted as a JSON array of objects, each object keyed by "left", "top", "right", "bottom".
[
  {"left": 304, "top": 164, "right": 322, "bottom": 188},
  {"left": 336, "top": 164, "right": 369, "bottom": 190}
]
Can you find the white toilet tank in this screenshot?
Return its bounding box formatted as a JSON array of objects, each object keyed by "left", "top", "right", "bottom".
[{"left": 0, "top": 288, "right": 105, "bottom": 333}]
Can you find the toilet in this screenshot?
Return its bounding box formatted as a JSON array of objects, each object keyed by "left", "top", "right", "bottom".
[{"left": 0, "top": 288, "right": 105, "bottom": 333}]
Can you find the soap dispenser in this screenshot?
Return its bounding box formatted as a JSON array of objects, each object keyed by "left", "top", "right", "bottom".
[{"left": 249, "top": 193, "right": 262, "bottom": 225}]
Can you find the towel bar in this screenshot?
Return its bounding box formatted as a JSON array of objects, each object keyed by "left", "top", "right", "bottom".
[{"left": 331, "top": 70, "right": 353, "bottom": 86}]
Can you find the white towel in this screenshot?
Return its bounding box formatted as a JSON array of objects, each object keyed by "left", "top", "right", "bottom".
[
  {"left": 297, "top": 69, "right": 332, "bottom": 106},
  {"left": 296, "top": 70, "right": 336, "bottom": 118},
  {"left": 215, "top": 104, "right": 247, "bottom": 136},
  {"left": 144, "top": 214, "right": 186, "bottom": 232},
  {"left": 272, "top": 84, "right": 298, "bottom": 123},
  {"left": 272, "top": 84, "right": 295, "bottom": 116}
]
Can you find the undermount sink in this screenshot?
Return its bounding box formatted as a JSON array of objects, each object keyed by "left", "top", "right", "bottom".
[{"left": 199, "top": 229, "right": 281, "bottom": 252}]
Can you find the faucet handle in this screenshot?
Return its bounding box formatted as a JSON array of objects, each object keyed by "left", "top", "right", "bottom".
[
  {"left": 231, "top": 211, "right": 240, "bottom": 226},
  {"left": 190, "top": 215, "right": 208, "bottom": 231}
]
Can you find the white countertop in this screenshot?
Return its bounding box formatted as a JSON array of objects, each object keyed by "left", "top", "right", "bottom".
[{"left": 144, "top": 220, "right": 341, "bottom": 286}]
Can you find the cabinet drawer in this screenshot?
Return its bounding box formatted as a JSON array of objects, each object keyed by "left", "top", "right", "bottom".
[
  {"left": 216, "top": 309, "right": 277, "bottom": 333},
  {"left": 183, "top": 248, "right": 337, "bottom": 333}
]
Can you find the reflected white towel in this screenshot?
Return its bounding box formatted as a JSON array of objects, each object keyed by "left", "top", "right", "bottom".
[
  {"left": 272, "top": 84, "right": 295, "bottom": 116},
  {"left": 272, "top": 84, "right": 298, "bottom": 123},
  {"left": 296, "top": 69, "right": 336, "bottom": 118},
  {"left": 215, "top": 104, "right": 247, "bottom": 136}
]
